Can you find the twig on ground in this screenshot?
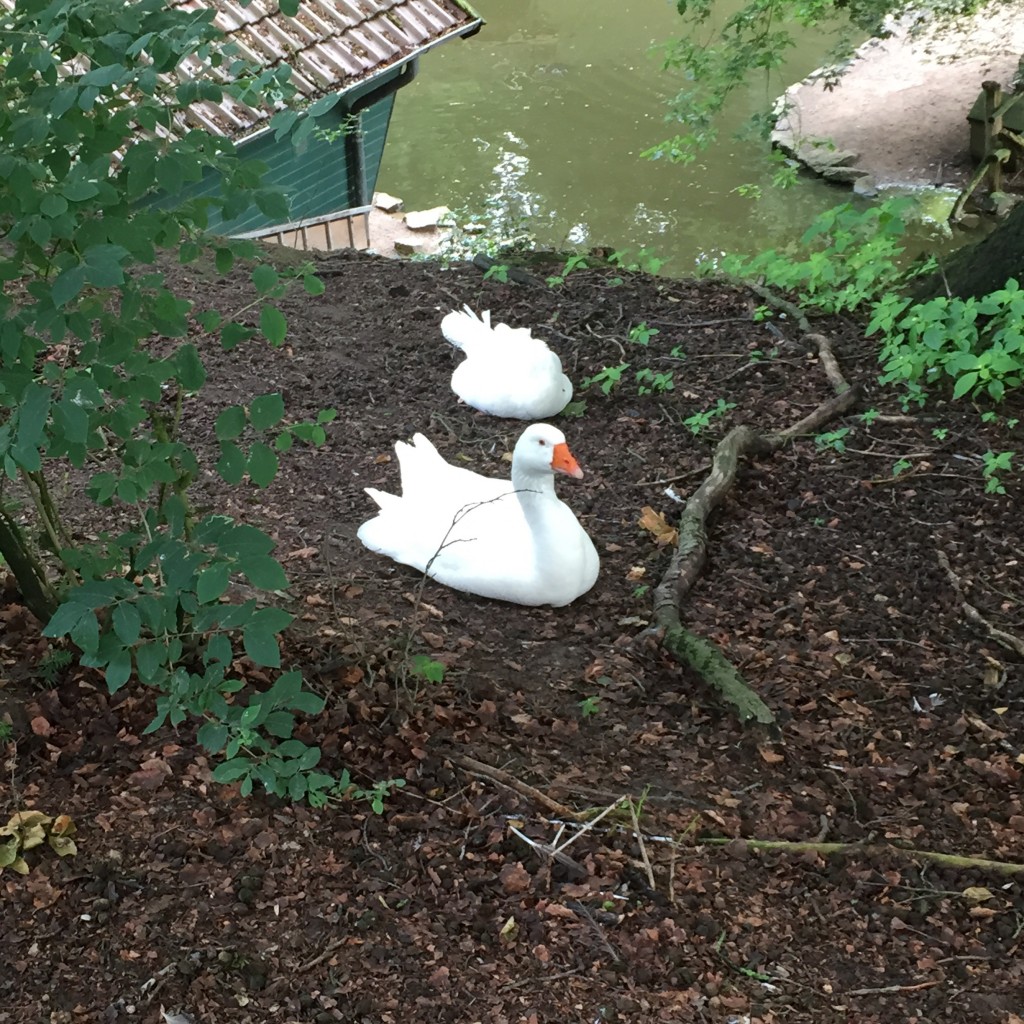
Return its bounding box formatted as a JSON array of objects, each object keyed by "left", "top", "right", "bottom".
[
  {"left": 508, "top": 824, "right": 587, "bottom": 878},
  {"left": 297, "top": 939, "right": 346, "bottom": 973},
  {"left": 693, "top": 837, "right": 1024, "bottom": 876},
  {"left": 936, "top": 549, "right": 1024, "bottom": 657},
  {"left": 845, "top": 980, "right": 942, "bottom": 996},
  {"left": 448, "top": 753, "right": 583, "bottom": 820},
  {"left": 627, "top": 797, "right": 656, "bottom": 892}
]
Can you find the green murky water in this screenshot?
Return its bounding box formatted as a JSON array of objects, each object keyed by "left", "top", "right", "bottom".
[{"left": 377, "top": 0, "right": 865, "bottom": 273}]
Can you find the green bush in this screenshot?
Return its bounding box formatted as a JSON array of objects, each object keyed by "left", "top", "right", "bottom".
[{"left": 0, "top": 0, "right": 369, "bottom": 806}]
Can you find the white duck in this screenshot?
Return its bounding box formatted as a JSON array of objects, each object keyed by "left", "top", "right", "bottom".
[
  {"left": 440, "top": 306, "right": 573, "bottom": 419},
  {"left": 357, "top": 423, "right": 599, "bottom": 607}
]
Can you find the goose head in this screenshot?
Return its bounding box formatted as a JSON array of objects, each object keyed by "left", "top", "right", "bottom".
[{"left": 513, "top": 423, "right": 584, "bottom": 481}]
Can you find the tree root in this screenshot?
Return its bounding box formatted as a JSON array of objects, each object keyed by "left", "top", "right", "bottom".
[
  {"left": 694, "top": 836, "right": 1024, "bottom": 876},
  {"left": 649, "top": 325, "right": 861, "bottom": 726}
]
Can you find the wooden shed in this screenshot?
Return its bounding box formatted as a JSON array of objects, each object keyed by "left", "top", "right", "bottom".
[{"left": 164, "top": 0, "right": 482, "bottom": 251}]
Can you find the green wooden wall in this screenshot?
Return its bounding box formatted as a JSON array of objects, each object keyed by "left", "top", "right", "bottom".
[{"left": 164, "top": 88, "right": 398, "bottom": 235}]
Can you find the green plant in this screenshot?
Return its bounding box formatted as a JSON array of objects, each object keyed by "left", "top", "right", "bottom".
[
  {"left": 871, "top": 279, "right": 1024, "bottom": 402},
  {"left": 0, "top": 0, "right": 370, "bottom": 807},
  {"left": 751, "top": 305, "right": 774, "bottom": 323},
  {"left": 579, "top": 695, "right": 602, "bottom": 718},
  {"left": 932, "top": 427, "right": 949, "bottom": 441},
  {"left": 483, "top": 263, "right": 510, "bottom": 284},
  {"left": 582, "top": 363, "right": 631, "bottom": 396},
  {"left": 0, "top": 721, "right": 13, "bottom": 742},
  {"left": 815, "top": 427, "right": 851, "bottom": 453},
  {"left": 0, "top": 811, "right": 77, "bottom": 875},
  {"left": 312, "top": 114, "right": 360, "bottom": 144},
  {"left": 628, "top": 321, "right": 660, "bottom": 346},
  {"left": 561, "top": 400, "right": 588, "bottom": 418},
  {"left": 606, "top": 248, "right": 666, "bottom": 276},
  {"left": 981, "top": 450, "right": 1013, "bottom": 494},
  {"left": 546, "top": 253, "right": 589, "bottom": 287},
  {"left": 683, "top": 398, "right": 736, "bottom": 435},
  {"left": 892, "top": 458, "right": 913, "bottom": 477},
  {"left": 636, "top": 368, "right": 675, "bottom": 396},
  {"left": 35, "top": 647, "right": 73, "bottom": 686},
  {"left": 860, "top": 408, "right": 880, "bottom": 425},
  {"left": 408, "top": 654, "right": 445, "bottom": 684},
  {"left": 714, "top": 200, "right": 916, "bottom": 316}
]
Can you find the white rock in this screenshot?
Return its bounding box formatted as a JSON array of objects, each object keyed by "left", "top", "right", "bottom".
[
  {"left": 404, "top": 205, "right": 450, "bottom": 230},
  {"left": 373, "top": 191, "right": 404, "bottom": 213}
]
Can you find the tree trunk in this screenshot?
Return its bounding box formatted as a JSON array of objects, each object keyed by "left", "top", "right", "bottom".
[{"left": 918, "top": 203, "right": 1024, "bottom": 300}]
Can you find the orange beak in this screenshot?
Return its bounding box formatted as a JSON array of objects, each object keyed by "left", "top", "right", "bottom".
[{"left": 551, "top": 441, "right": 584, "bottom": 480}]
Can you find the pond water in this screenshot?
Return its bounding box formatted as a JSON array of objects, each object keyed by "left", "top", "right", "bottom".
[{"left": 376, "top": 0, "right": 862, "bottom": 273}]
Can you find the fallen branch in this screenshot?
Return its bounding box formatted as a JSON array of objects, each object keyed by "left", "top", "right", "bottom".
[
  {"left": 694, "top": 836, "right": 1024, "bottom": 876},
  {"left": 448, "top": 753, "right": 584, "bottom": 820},
  {"left": 650, "top": 326, "right": 861, "bottom": 725},
  {"left": 845, "top": 980, "right": 942, "bottom": 997},
  {"left": 936, "top": 549, "right": 1024, "bottom": 657}
]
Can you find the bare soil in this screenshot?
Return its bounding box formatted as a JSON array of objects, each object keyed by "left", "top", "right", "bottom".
[
  {"left": 2, "top": 249, "right": 1023, "bottom": 1024},
  {"left": 780, "top": 1, "right": 1024, "bottom": 190}
]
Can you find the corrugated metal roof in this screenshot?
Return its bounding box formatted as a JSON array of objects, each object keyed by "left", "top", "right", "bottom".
[{"left": 0, "top": 0, "right": 480, "bottom": 139}]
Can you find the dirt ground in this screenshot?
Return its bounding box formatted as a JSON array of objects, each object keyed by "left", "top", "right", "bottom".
[
  {"left": 2, "top": 247, "right": 1023, "bottom": 1024},
  {"left": 778, "top": 0, "right": 1024, "bottom": 190}
]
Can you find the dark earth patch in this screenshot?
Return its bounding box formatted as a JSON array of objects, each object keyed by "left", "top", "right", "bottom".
[{"left": 2, "top": 250, "right": 1023, "bottom": 1024}]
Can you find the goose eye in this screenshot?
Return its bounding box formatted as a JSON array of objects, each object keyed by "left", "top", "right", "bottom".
[{"left": 537, "top": 438, "right": 546, "bottom": 446}]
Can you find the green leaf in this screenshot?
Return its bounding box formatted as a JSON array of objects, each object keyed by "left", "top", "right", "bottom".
[
  {"left": 12, "top": 382, "right": 51, "bottom": 471},
  {"left": 297, "top": 745, "right": 321, "bottom": 770},
  {"left": 221, "top": 322, "right": 253, "bottom": 350},
  {"left": 243, "top": 625, "right": 281, "bottom": 668},
  {"left": 242, "top": 555, "right": 288, "bottom": 591},
  {"left": 212, "top": 758, "right": 253, "bottom": 783},
  {"left": 249, "top": 392, "right": 285, "bottom": 430},
  {"left": 105, "top": 648, "right": 133, "bottom": 691},
  {"left": 80, "top": 63, "right": 126, "bottom": 88},
  {"left": 250, "top": 607, "right": 294, "bottom": 634},
  {"left": 43, "top": 601, "right": 88, "bottom": 639},
  {"left": 216, "top": 441, "right": 246, "bottom": 485},
  {"left": 135, "top": 641, "right": 166, "bottom": 682},
  {"left": 215, "top": 405, "right": 247, "bottom": 441},
  {"left": 197, "top": 721, "right": 229, "bottom": 753},
  {"left": 246, "top": 442, "right": 278, "bottom": 487},
  {"left": 303, "top": 274, "right": 325, "bottom": 296},
  {"left": 196, "top": 562, "right": 231, "bottom": 604},
  {"left": 70, "top": 609, "right": 99, "bottom": 655},
  {"left": 51, "top": 264, "right": 87, "bottom": 307},
  {"left": 259, "top": 304, "right": 287, "bottom": 345},
  {"left": 251, "top": 264, "right": 279, "bottom": 293},
  {"left": 174, "top": 343, "right": 207, "bottom": 391},
  {"left": 263, "top": 710, "right": 295, "bottom": 738},
  {"left": 112, "top": 601, "right": 141, "bottom": 645},
  {"left": 215, "top": 247, "right": 234, "bottom": 275},
  {"left": 952, "top": 371, "right": 979, "bottom": 399},
  {"left": 289, "top": 690, "right": 326, "bottom": 715}
]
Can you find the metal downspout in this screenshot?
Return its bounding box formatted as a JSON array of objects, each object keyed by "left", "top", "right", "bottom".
[{"left": 343, "top": 58, "right": 421, "bottom": 207}]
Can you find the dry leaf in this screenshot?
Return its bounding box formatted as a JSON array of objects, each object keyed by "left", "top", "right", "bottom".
[
  {"left": 637, "top": 506, "right": 678, "bottom": 547},
  {"left": 759, "top": 747, "right": 785, "bottom": 764},
  {"left": 962, "top": 886, "right": 994, "bottom": 902}
]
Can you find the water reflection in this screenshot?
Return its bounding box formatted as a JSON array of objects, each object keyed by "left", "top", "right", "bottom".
[{"left": 377, "top": 0, "right": 888, "bottom": 271}]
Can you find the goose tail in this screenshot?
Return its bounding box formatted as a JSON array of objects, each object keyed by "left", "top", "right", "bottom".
[{"left": 440, "top": 305, "right": 493, "bottom": 353}]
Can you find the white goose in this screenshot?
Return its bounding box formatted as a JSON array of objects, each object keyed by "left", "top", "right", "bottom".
[
  {"left": 440, "top": 306, "right": 573, "bottom": 419},
  {"left": 357, "top": 423, "right": 599, "bottom": 607}
]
